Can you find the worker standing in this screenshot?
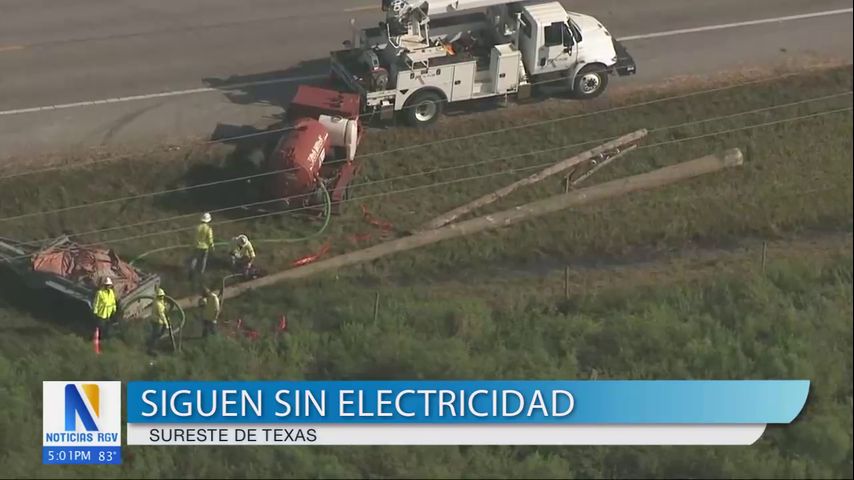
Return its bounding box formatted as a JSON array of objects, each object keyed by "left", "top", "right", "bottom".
[
  {"left": 92, "top": 277, "right": 118, "bottom": 340},
  {"left": 188, "top": 212, "right": 214, "bottom": 282},
  {"left": 198, "top": 287, "right": 221, "bottom": 338},
  {"left": 147, "top": 288, "right": 170, "bottom": 354},
  {"left": 229, "top": 234, "right": 256, "bottom": 276}
]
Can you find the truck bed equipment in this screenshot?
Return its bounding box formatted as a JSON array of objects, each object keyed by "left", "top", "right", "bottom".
[{"left": 330, "top": 0, "right": 637, "bottom": 126}]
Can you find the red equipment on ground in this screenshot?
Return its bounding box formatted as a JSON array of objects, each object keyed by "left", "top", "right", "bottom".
[{"left": 267, "top": 85, "right": 363, "bottom": 214}]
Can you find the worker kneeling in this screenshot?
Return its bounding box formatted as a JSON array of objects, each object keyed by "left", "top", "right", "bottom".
[
  {"left": 198, "top": 287, "right": 221, "bottom": 338},
  {"left": 230, "top": 234, "right": 257, "bottom": 277},
  {"left": 148, "top": 288, "right": 171, "bottom": 354}
]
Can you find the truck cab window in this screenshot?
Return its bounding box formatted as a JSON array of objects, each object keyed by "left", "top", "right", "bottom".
[
  {"left": 544, "top": 22, "right": 564, "bottom": 47},
  {"left": 562, "top": 23, "right": 574, "bottom": 47},
  {"left": 520, "top": 14, "right": 532, "bottom": 38}
]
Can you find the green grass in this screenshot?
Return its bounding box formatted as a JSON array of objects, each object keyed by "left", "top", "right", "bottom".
[
  {"left": 0, "top": 65, "right": 852, "bottom": 478},
  {"left": 0, "top": 245, "right": 851, "bottom": 478},
  {"left": 0, "top": 66, "right": 851, "bottom": 298}
]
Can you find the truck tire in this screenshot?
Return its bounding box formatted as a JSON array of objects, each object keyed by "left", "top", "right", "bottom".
[
  {"left": 402, "top": 91, "right": 444, "bottom": 127},
  {"left": 572, "top": 64, "right": 609, "bottom": 100}
]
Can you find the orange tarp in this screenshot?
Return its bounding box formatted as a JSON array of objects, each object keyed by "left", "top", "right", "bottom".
[{"left": 32, "top": 245, "right": 141, "bottom": 297}]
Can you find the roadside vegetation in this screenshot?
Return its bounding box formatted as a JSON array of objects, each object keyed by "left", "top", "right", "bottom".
[
  {"left": 1, "top": 240, "right": 851, "bottom": 478},
  {"left": 0, "top": 65, "right": 852, "bottom": 478},
  {"left": 0, "top": 66, "right": 850, "bottom": 298}
]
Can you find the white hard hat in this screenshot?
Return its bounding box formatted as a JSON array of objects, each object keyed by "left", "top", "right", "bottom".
[
  {"left": 103, "top": 277, "right": 113, "bottom": 286},
  {"left": 201, "top": 212, "right": 212, "bottom": 223},
  {"left": 237, "top": 234, "right": 248, "bottom": 245}
]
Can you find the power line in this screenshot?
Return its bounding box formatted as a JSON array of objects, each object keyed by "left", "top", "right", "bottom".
[
  {"left": 1, "top": 88, "right": 848, "bottom": 224},
  {"left": 6, "top": 92, "right": 851, "bottom": 242},
  {"left": 0, "top": 67, "right": 829, "bottom": 183},
  {"left": 2, "top": 105, "right": 849, "bottom": 264}
]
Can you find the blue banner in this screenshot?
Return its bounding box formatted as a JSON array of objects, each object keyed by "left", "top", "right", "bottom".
[{"left": 126, "top": 380, "right": 808, "bottom": 424}]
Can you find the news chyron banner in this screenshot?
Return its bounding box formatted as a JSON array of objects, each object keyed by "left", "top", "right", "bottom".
[{"left": 125, "top": 381, "right": 809, "bottom": 446}]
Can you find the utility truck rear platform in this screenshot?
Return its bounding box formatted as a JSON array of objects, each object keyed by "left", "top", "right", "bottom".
[{"left": 330, "top": 0, "right": 637, "bottom": 126}]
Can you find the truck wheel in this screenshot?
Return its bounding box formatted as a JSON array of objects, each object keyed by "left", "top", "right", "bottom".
[
  {"left": 403, "top": 91, "right": 444, "bottom": 127},
  {"left": 572, "top": 65, "right": 609, "bottom": 99}
]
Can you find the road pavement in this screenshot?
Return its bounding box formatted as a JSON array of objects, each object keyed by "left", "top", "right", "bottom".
[{"left": 0, "top": 0, "right": 851, "bottom": 160}]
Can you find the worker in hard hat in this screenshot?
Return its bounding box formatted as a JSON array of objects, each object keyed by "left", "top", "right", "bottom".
[
  {"left": 92, "top": 276, "right": 118, "bottom": 339},
  {"left": 198, "top": 287, "right": 221, "bottom": 338},
  {"left": 188, "top": 212, "right": 214, "bottom": 282},
  {"left": 230, "top": 234, "right": 256, "bottom": 276},
  {"left": 147, "top": 287, "right": 170, "bottom": 354}
]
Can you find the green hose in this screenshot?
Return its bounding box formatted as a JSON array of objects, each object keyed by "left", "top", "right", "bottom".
[
  {"left": 128, "top": 183, "right": 332, "bottom": 266},
  {"left": 122, "top": 294, "right": 187, "bottom": 348}
]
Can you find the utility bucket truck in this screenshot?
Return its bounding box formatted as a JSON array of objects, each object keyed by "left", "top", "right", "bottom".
[{"left": 330, "top": 0, "right": 637, "bottom": 127}]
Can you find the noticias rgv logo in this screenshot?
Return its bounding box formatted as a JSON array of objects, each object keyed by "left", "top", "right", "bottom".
[
  {"left": 43, "top": 381, "right": 121, "bottom": 444},
  {"left": 65, "top": 384, "right": 100, "bottom": 432}
]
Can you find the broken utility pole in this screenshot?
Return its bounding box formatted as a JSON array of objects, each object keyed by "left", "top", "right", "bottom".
[
  {"left": 175, "top": 148, "right": 743, "bottom": 309},
  {"left": 419, "top": 129, "right": 647, "bottom": 231}
]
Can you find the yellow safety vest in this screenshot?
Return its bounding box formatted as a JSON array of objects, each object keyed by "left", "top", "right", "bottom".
[
  {"left": 154, "top": 298, "right": 169, "bottom": 327},
  {"left": 92, "top": 288, "right": 117, "bottom": 320},
  {"left": 236, "top": 241, "right": 255, "bottom": 260},
  {"left": 202, "top": 293, "right": 221, "bottom": 322},
  {"left": 195, "top": 223, "right": 214, "bottom": 250}
]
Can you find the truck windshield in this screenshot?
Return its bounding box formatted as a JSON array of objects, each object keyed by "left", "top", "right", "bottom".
[{"left": 568, "top": 19, "right": 583, "bottom": 43}]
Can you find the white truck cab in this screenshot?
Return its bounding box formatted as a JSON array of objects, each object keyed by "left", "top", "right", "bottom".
[
  {"left": 513, "top": 4, "right": 634, "bottom": 96},
  {"left": 330, "top": 0, "right": 636, "bottom": 127}
]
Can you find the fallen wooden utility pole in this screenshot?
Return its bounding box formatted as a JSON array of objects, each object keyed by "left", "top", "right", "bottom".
[
  {"left": 419, "top": 129, "right": 648, "bottom": 230},
  {"left": 175, "top": 148, "right": 743, "bottom": 309},
  {"left": 567, "top": 144, "right": 637, "bottom": 189}
]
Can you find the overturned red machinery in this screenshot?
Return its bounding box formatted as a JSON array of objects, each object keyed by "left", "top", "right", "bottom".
[{"left": 267, "top": 85, "right": 363, "bottom": 214}]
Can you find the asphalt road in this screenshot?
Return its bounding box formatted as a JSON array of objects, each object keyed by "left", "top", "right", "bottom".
[{"left": 0, "top": 0, "right": 851, "bottom": 160}]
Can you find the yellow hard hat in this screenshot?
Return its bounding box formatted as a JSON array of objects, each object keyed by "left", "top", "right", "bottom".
[{"left": 156, "top": 288, "right": 166, "bottom": 297}]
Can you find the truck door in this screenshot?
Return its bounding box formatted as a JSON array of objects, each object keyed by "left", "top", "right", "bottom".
[{"left": 535, "top": 21, "right": 577, "bottom": 76}]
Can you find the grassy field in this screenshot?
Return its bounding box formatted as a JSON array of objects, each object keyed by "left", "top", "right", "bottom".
[
  {"left": 0, "top": 238, "right": 851, "bottom": 478},
  {"left": 0, "top": 65, "right": 852, "bottom": 478},
  {"left": 0, "top": 65, "right": 851, "bottom": 297}
]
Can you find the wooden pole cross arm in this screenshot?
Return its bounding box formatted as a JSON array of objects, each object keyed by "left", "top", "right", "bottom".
[{"left": 419, "top": 129, "right": 648, "bottom": 231}]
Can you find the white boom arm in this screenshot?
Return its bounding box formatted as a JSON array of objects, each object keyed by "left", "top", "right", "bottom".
[
  {"left": 399, "top": 0, "right": 511, "bottom": 14},
  {"left": 379, "top": 0, "right": 521, "bottom": 61},
  {"left": 385, "top": 0, "right": 511, "bottom": 25}
]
